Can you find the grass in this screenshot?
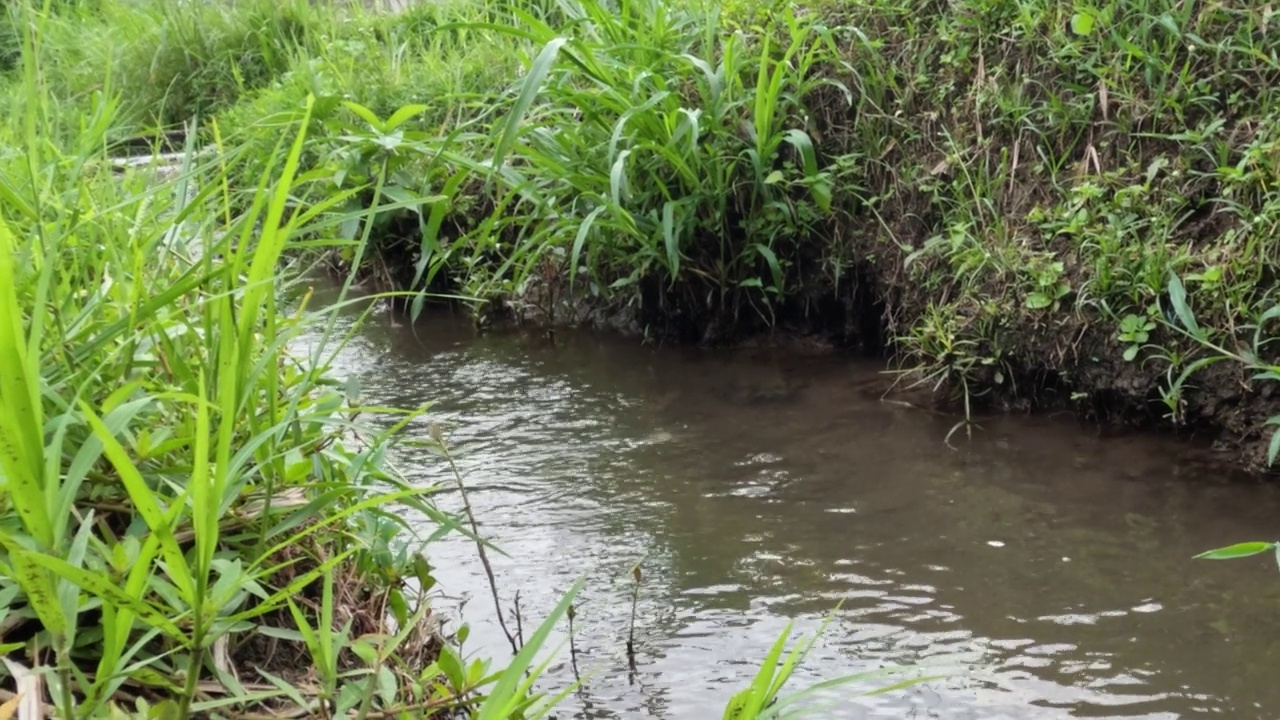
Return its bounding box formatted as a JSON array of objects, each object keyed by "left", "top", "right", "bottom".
[
  {"left": 830, "top": 0, "right": 1280, "bottom": 462},
  {"left": 295, "top": 0, "right": 1280, "bottom": 467},
  {"left": 0, "top": 0, "right": 941, "bottom": 715},
  {"left": 4, "top": 0, "right": 1279, "bottom": 709},
  {"left": 0, "top": 28, "right": 465, "bottom": 716},
  {"left": 465, "top": 0, "right": 856, "bottom": 341}
]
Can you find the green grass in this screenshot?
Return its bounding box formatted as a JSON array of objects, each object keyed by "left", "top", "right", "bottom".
[
  {"left": 0, "top": 37, "right": 461, "bottom": 718},
  {"left": 4, "top": 0, "right": 1278, "bottom": 710},
  {"left": 458, "top": 0, "right": 856, "bottom": 340},
  {"left": 0, "top": 0, "right": 942, "bottom": 715},
  {"left": 0, "top": 3, "right": 584, "bottom": 715},
  {"left": 9, "top": 0, "right": 328, "bottom": 134},
  {"left": 824, "top": 0, "right": 1280, "bottom": 463}
]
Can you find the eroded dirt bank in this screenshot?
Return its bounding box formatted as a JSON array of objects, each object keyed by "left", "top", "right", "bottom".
[{"left": 310, "top": 0, "right": 1280, "bottom": 474}]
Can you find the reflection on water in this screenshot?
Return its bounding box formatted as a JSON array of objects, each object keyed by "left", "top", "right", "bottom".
[{"left": 297, "top": 290, "right": 1280, "bottom": 719}]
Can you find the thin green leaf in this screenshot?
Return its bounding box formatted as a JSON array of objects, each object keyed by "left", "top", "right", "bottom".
[
  {"left": 477, "top": 580, "right": 584, "bottom": 719},
  {"left": 1166, "top": 273, "right": 1201, "bottom": 336},
  {"left": 1195, "top": 542, "right": 1275, "bottom": 560},
  {"left": 493, "top": 37, "right": 568, "bottom": 174}
]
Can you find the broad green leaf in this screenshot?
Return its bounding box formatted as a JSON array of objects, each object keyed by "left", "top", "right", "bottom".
[
  {"left": 1265, "top": 417, "right": 1280, "bottom": 467},
  {"left": 341, "top": 101, "right": 386, "bottom": 134},
  {"left": 782, "top": 129, "right": 819, "bottom": 180},
  {"left": 0, "top": 533, "right": 66, "bottom": 639},
  {"left": 1071, "top": 11, "right": 1095, "bottom": 35},
  {"left": 609, "top": 150, "right": 631, "bottom": 207},
  {"left": 755, "top": 243, "right": 783, "bottom": 293},
  {"left": 569, "top": 206, "right": 606, "bottom": 286},
  {"left": 662, "top": 201, "right": 681, "bottom": 277},
  {"left": 14, "top": 547, "right": 181, "bottom": 637},
  {"left": 0, "top": 214, "right": 50, "bottom": 548},
  {"left": 383, "top": 104, "right": 430, "bottom": 132},
  {"left": 1025, "top": 292, "right": 1053, "bottom": 309}
]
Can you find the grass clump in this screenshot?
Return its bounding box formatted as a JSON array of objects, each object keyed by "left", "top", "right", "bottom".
[
  {"left": 818, "top": 0, "right": 1280, "bottom": 464},
  {"left": 0, "top": 83, "right": 454, "bottom": 720},
  {"left": 0, "top": 4, "right": 925, "bottom": 716},
  {"left": 0, "top": 10, "right": 591, "bottom": 715},
  {"left": 10, "top": 0, "right": 336, "bottom": 136},
  {"left": 207, "top": 0, "right": 523, "bottom": 288},
  {"left": 455, "top": 0, "right": 859, "bottom": 342}
]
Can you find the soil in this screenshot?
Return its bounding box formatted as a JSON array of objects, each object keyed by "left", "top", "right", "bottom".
[{"left": 353, "top": 260, "right": 1279, "bottom": 478}]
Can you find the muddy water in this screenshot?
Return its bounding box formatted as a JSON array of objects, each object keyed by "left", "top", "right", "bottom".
[{"left": 302, "top": 294, "right": 1280, "bottom": 719}]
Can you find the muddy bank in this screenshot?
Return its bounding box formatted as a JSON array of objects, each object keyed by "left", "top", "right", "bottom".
[
  {"left": 340, "top": 260, "right": 1267, "bottom": 477},
  {"left": 282, "top": 0, "right": 1280, "bottom": 474}
]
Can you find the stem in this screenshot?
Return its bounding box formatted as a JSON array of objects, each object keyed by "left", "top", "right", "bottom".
[
  {"left": 58, "top": 659, "right": 74, "bottom": 720},
  {"left": 439, "top": 436, "right": 520, "bottom": 655},
  {"left": 568, "top": 603, "right": 580, "bottom": 682},
  {"left": 626, "top": 565, "right": 641, "bottom": 671},
  {"left": 513, "top": 591, "right": 525, "bottom": 649},
  {"left": 178, "top": 645, "right": 203, "bottom": 718}
]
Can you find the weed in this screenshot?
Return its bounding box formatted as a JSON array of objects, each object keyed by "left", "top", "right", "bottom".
[
  {"left": 1162, "top": 272, "right": 1280, "bottom": 466},
  {"left": 438, "top": 0, "right": 857, "bottom": 339},
  {"left": 1117, "top": 312, "right": 1156, "bottom": 362}
]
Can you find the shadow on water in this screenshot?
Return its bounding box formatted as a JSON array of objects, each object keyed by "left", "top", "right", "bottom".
[{"left": 296, "top": 286, "right": 1280, "bottom": 720}]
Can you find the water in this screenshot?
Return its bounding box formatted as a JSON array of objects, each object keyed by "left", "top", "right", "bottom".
[{"left": 298, "top": 288, "right": 1280, "bottom": 719}]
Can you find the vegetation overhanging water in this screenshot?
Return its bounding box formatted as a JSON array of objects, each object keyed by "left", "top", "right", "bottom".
[{"left": 0, "top": 0, "right": 1279, "bottom": 716}]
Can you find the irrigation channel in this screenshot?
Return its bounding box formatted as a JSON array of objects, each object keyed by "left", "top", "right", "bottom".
[{"left": 296, "top": 280, "right": 1280, "bottom": 720}]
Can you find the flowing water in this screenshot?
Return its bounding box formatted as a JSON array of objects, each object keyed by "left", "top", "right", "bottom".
[{"left": 299, "top": 286, "right": 1280, "bottom": 719}]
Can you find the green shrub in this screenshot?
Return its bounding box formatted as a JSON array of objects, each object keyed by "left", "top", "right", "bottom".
[{"left": 441, "top": 0, "right": 858, "bottom": 339}]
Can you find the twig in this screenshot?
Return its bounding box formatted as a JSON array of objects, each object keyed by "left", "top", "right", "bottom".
[
  {"left": 567, "top": 603, "right": 581, "bottom": 683},
  {"left": 626, "top": 564, "right": 642, "bottom": 676},
  {"left": 433, "top": 426, "right": 520, "bottom": 655},
  {"left": 513, "top": 591, "right": 525, "bottom": 650}
]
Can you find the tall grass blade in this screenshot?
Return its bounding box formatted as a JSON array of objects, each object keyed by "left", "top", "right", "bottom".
[
  {"left": 493, "top": 37, "right": 567, "bottom": 175},
  {"left": 0, "top": 215, "right": 50, "bottom": 549}
]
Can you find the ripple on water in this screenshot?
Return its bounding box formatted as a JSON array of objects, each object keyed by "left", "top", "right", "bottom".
[{"left": 294, "top": 301, "right": 1280, "bottom": 720}]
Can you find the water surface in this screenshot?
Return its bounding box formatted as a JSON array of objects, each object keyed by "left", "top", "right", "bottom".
[{"left": 300, "top": 290, "right": 1280, "bottom": 719}]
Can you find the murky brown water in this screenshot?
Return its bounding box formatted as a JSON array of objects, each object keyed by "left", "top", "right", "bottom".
[{"left": 300, "top": 288, "right": 1280, "bottom": 719}]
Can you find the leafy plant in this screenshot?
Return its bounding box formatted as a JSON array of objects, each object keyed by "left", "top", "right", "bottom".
[
  {"left": 1117, "top": 312, "right": 1155, "bottom": 362},
  {"left": 440, "top": 0, "right": 855, "bottom": 334},
  {"left": 722, "top": 620, "right": 941, "bottom": 719},
  {"left": 1162, "top": 273, "right": 1280, "bottom": 465},
  {"left": 1025, "top": 260, "right": 1071, "bottom": 311}
]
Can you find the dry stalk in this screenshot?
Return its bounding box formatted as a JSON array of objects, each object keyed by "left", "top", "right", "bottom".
[
  {"left": 432, "top": 426, "right": 520, "bottom": 655},
  {"left": 567, "top": 603, "right": 581, "bottom": 682},
  {"left": 626, "top": 564, "right": 642, "bottom": 674},
  {"left": 513, "top": 591, "right": 525, "bottom": 649}
]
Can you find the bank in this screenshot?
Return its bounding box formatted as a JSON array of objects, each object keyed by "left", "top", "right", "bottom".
[
  {"left": 4, "top": 0, "right": 1278, "bottom": 714},
  {"left": 5, "top": 0, "right": 935, "bottom": 716},
  {"left": 17, "top": 0, "right": 1271, "bottom": 470},
  {"left": 267, "top": 0, "right": 1279, "bottom": 473}
]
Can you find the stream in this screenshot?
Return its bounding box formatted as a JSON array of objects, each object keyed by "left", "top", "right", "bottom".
[{"left": 298, "top": 285, "right": 1280, "bottom": 719}]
